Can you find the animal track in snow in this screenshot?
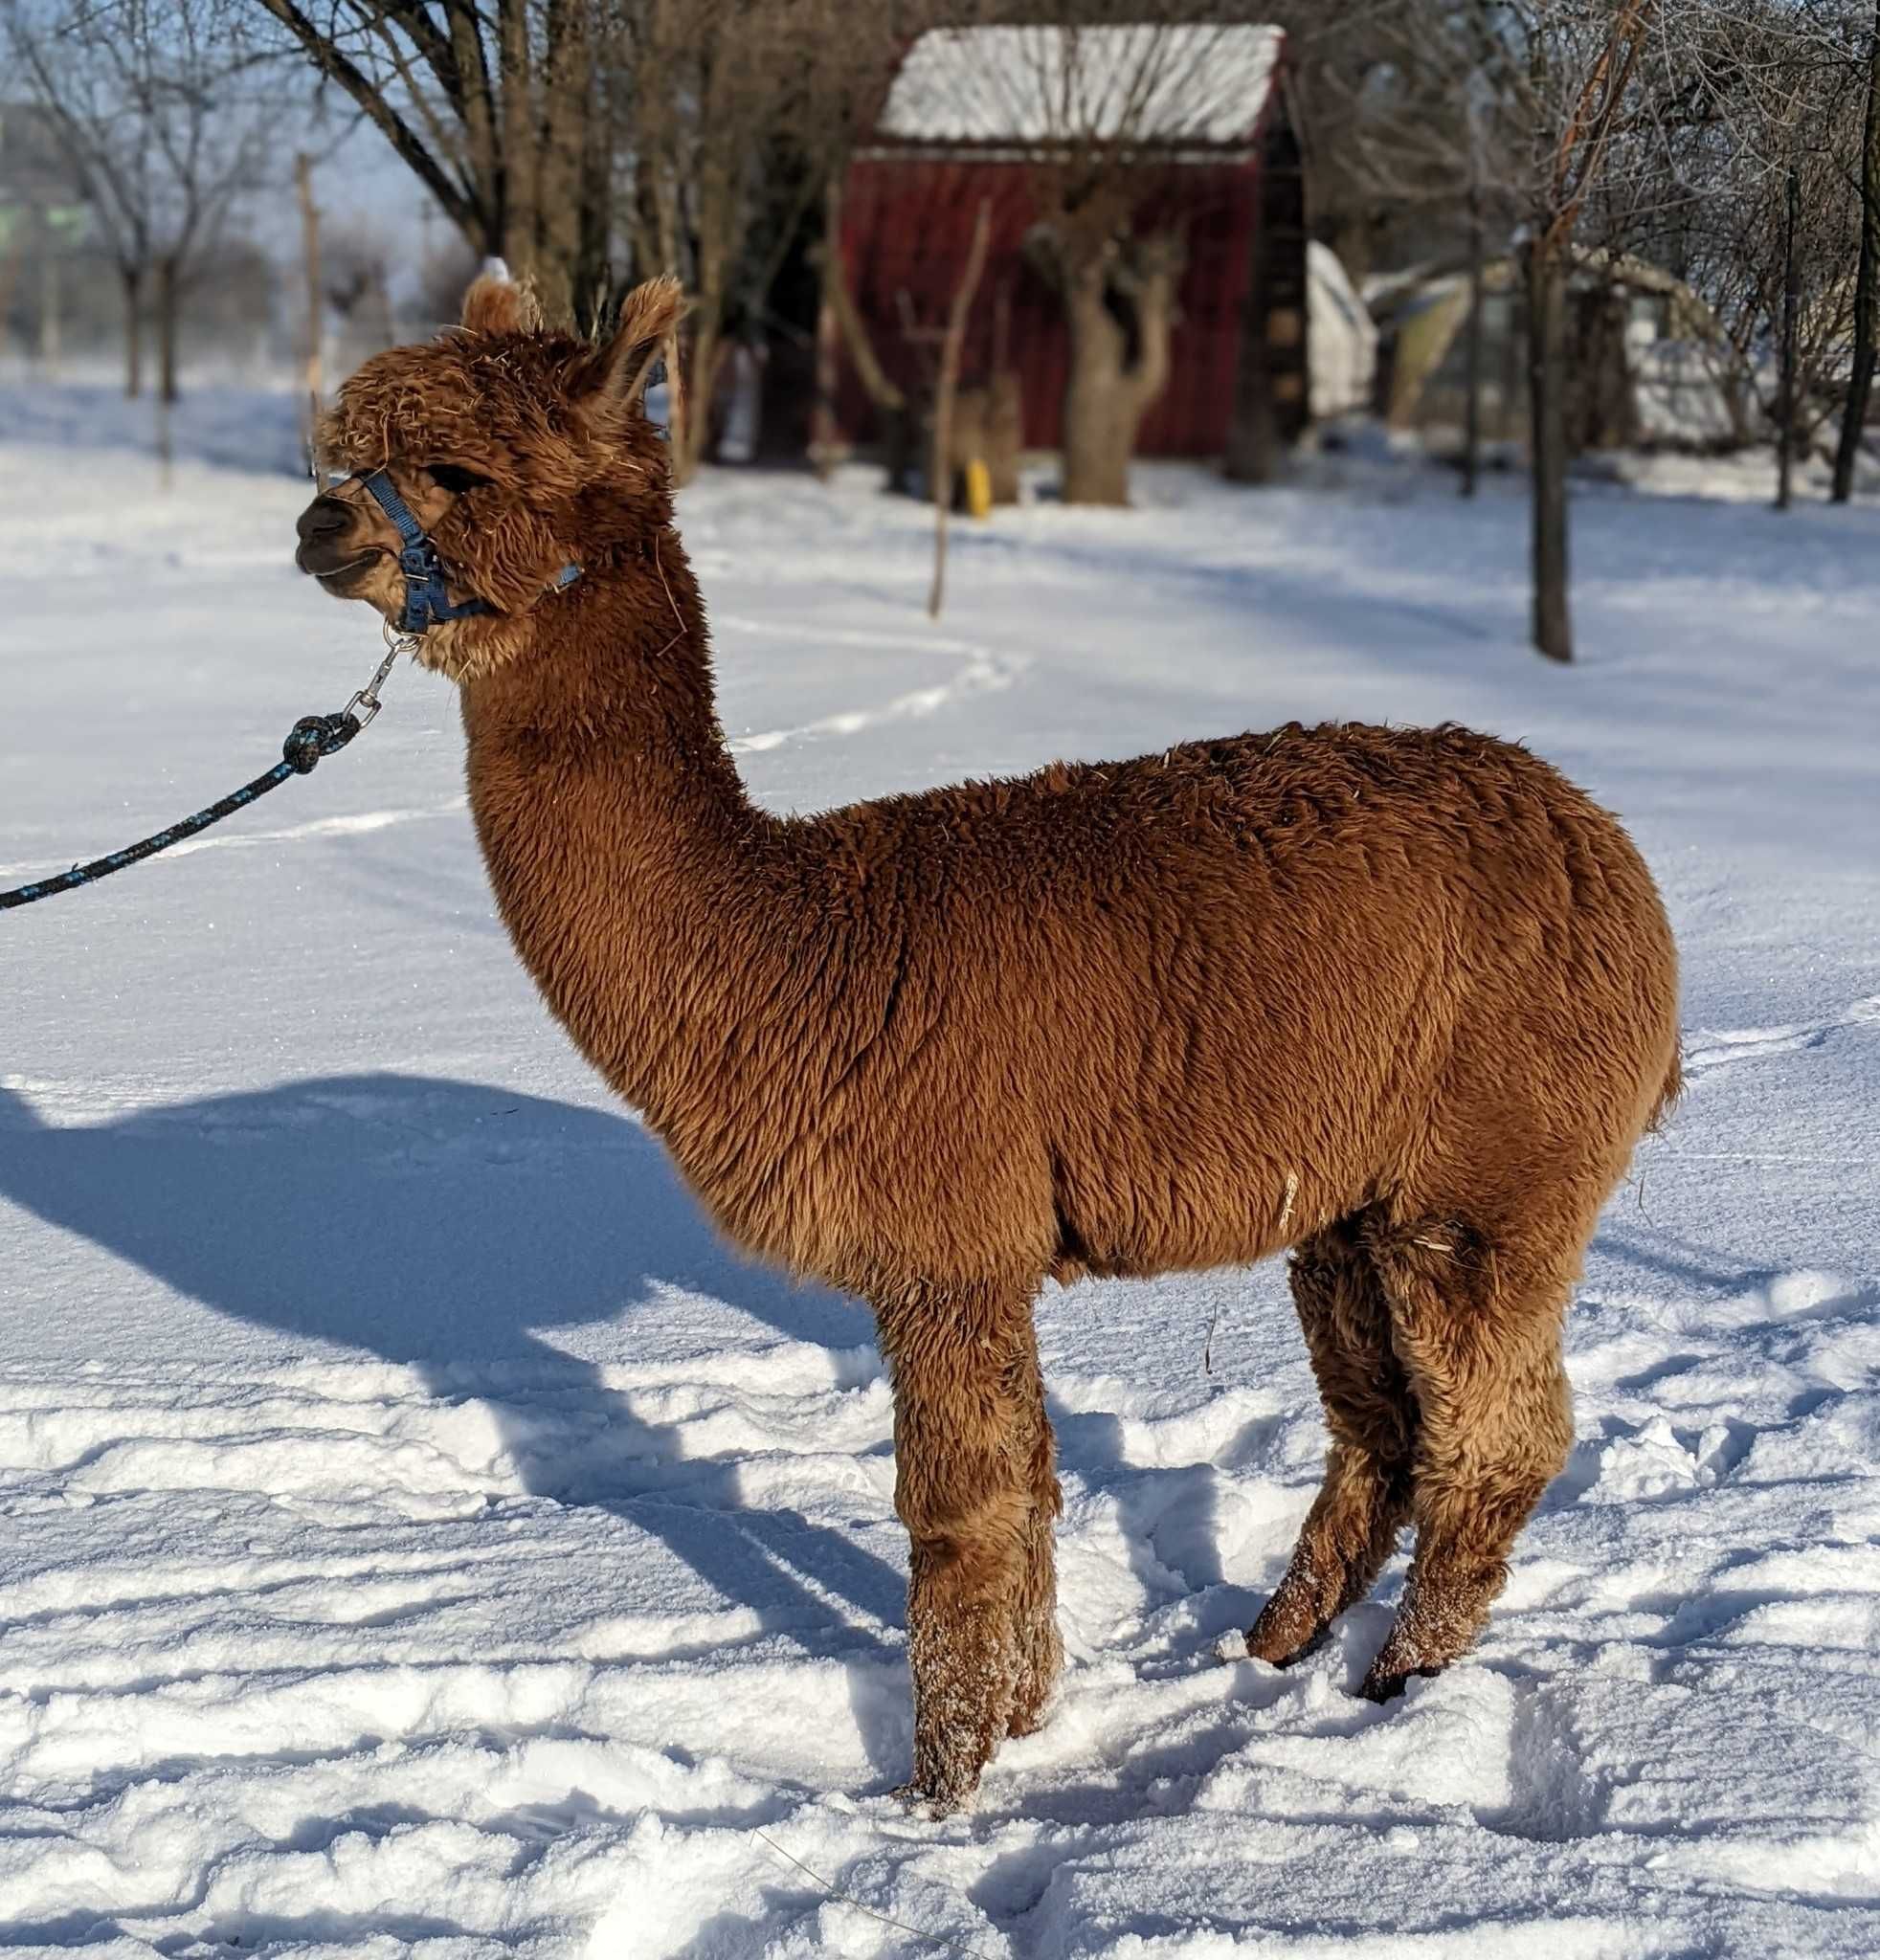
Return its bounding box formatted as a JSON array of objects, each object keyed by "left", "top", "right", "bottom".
[
  {"left": 1684, "top": 995, "right": 1879, "bottom": 1075},
  {"left": 717, "top": 614, "right": 1029, "bottom": 755}
]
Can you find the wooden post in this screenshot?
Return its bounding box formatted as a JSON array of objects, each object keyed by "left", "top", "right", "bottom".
[
  {"left": 38, "top": 233, "right": 60, "bottom": 380},
  {"left": 1462, "top": 116, "right": 1485, "bottom": 499},
  {"left": 296, "top": 154, "right": 324, "bottom": 445},
  {"left": 1528, "top": 237, "right": 1573, "bottom": 662},
  {"left": 812, "top": 180, "right": 842, "bottom": 481},
  {"left": 929, "top": 200, "right": 992, "bottom": 621}
]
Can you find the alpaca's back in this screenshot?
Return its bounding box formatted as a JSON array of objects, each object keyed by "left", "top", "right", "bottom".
[{"left": 781, "top": 721, "right": 1677, "bottom": 1291}]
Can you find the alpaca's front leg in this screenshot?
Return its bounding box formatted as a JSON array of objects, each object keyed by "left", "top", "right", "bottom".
[
  {"left": 1006, "top": 1497, "right": 1063, "bottom": 1737},
  {"left": 879, "top": 1282, "right": 1058, "bottom": 1814}
]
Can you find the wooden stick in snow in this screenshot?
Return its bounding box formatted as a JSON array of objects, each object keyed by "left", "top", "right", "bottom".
[{"left": 929, "top": 199, "right": 992, "bottom": 621}]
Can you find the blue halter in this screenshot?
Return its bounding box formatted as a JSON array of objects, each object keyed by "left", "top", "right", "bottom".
[{"left": 356, "top": 469, "right": 580, "bottom": 635}]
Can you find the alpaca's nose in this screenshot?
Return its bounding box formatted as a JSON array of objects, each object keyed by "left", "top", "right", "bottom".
[{"left": 297, "top": 496, "right": 352, "bottom": 544}]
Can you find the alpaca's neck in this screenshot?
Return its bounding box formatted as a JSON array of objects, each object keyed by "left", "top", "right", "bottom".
[{"left": 459, "top": 534, "right": 783, "bottom": 1132}]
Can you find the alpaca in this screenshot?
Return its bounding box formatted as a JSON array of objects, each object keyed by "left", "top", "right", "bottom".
[{"left": 293, "top": 272, "right": 1681, "bottom": 1815}]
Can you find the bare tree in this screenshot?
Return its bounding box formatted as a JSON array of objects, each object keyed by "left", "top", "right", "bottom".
[
  {"left": 4, "top": 0, "right": 267, "bottom": 402},
  {"left": 611, "top": 0, "right": 907, "bottom": 483},
  {"left": 1673, "top": 2, "right": 1867, "bottom": 501},
  {"left": 1523, "top": 2, "right": 1666, "bottom": 660},
  {"left": 1311, "top": 10, "right": 1529, "bottom": 493},
  {"left": 1333, "top": 0, "right": 1717, "bottom": 659},
  {"left": 250, "top": 0, "right": 611, "bottom": 327}
]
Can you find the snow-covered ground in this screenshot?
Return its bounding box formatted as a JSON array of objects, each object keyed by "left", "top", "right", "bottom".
[{"left": 2, "top": 387, "right": 1878, "bottom": 1957}]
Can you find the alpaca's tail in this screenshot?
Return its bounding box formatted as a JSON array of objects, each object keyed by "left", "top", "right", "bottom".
[{"left": 1646, "top": 1047, "right": 1683, "bottom": 1135}]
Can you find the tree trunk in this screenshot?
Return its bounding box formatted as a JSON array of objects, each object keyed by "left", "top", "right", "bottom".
[
  {"left": 1060, "top": 248, "right": 1177, "bottom": 508},
  {"left": 531, "top": 5, "right": 592, "bottom": 328},
  {"left": 484, "top": 1, "right": 608, "bottom": 328},
  {"left": 1778, "top": 162, "right": 1800, "bottom": 513},
  {"left": 38, "top": 239, "right": 60, "bottom": 378},
  {"left": 1226, "top": 109, "right": 1308, "bottom": 483},
  {"left": 811, "top": 184, "right": 843, "bottom": 481},
  {"left": 1833, "top": 0, "right": 1880, "bottom": 501},
  {"left": 670, "top": 318, "right": 725, "bottom": 486},
  {"left": 1527, "top": 240, "right": 1573, "bottom": 663},
  {"left": 122, "top": 263, "right": 144, "bottom": 400},
  {"left": 1462, "top": 180, "right": 1484, "bottom": 498},
  {"left": 153, "top": 256, "right": 181, "bottom": 405}
]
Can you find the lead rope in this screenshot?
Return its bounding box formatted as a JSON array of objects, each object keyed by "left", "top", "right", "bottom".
[{"left": 0, "top": 629, "right": 414, "bottom": 912}]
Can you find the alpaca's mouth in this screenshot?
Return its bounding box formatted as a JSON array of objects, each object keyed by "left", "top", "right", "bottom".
[{"left": 301, "top": 549, "right": 380, "bottom": 588}]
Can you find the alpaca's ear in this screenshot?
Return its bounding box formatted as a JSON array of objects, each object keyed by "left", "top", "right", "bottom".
[
  {"left": 460, "top": 260, "right": 542, "bottom": 337},
  {"left": 575, "top": 275, "right": 687, "bottom": 410}
]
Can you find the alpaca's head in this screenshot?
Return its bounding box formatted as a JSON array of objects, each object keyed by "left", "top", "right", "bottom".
[{"left": 294, "top": 269, "right": 685, "bottom": 679}]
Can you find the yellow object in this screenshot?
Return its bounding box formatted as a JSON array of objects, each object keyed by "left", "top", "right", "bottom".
[{"left": 964, "top": 457, "right": 993, "bottom": 519}]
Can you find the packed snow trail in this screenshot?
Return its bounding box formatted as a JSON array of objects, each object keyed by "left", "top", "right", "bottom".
[{"left": 2, "top": 392, "right": 1878, "bottom": 1955}]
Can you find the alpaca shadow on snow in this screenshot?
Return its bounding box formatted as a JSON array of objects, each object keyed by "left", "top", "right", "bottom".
[{"left": 0, "top": 1073, "right": 925, "bottom": 1771}]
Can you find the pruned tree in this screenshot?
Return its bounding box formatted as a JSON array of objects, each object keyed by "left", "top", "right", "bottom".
[{"left": 888, "top": 16, "right": 1274, "bottom": 506}]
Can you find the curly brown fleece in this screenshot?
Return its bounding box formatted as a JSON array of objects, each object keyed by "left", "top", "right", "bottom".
[{"left": 296, "top": 273, "right": 1682, "bottom": 1815}]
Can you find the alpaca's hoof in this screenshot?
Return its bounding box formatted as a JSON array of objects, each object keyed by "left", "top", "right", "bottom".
[
  {"left": 890, "top": 1777, "right": 976, "bottom": 1820},
  {"left": 1247, "top": 1617, "right": 1332, "bottom": 1670},
  {"left": 1356, "top": 1665, "right": 1408, "bottom": 1704},
  {"left": 1245, "top": 1597, "right": 1331, "bottom": 1669},
  {"left": 1006, "top": 1698, "right": 1050, "bottom": 1739},
  {"left": 1358, "top": 1622, "right": 1449, "bottom": 1703},
  {"left": 1358, "top": 1657, "right": 1443, "bottom": 1704}
]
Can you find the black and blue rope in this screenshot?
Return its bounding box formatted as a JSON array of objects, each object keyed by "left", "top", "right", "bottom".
[{"left": 0, "top": 712, "right": 368, "bottom": 911}]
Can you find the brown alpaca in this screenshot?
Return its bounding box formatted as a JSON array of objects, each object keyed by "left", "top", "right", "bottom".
[{"left": 294, "top": 272, "right": 1681, "bottom": 1815}]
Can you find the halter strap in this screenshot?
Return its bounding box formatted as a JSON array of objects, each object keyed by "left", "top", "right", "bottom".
[{"left": 356, "top": 469, "right": 580, "bottom": 635}]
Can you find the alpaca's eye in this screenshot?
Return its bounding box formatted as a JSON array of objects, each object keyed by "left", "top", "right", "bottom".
[{"left": 427, "top": 463, "right": 490, "bottom": 495}]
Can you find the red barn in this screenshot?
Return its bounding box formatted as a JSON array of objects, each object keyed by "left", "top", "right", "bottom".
[{"left": 834, "top": 23, "right": 1309, "bottom": 465}]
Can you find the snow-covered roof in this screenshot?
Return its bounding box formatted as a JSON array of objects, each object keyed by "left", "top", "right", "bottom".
[{"left": 878, "top": 25, "right": 1284, "bottom": 151}]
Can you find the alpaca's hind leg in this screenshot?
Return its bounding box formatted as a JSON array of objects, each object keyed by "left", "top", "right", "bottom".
[
  {"left": 1006, "top": 1309, "right": 1063, "bottom": 1738},
  {"left": 1247, "top": 1216, "right": 1417, "bottom": 1666},
  {"left": 878, "top": 1281, "right": 1058, "bottom": 1812},
  {"left": 1356, "top": 1214, "right": 1578, "bottom": 1703}
]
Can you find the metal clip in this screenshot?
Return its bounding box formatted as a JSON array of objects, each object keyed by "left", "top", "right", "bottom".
[
  {"left": 341, "top": 687, "right": 383, "bottom": 731},
  {"left": 340, "top": 629, "right": 416, "bottom": 731}
]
